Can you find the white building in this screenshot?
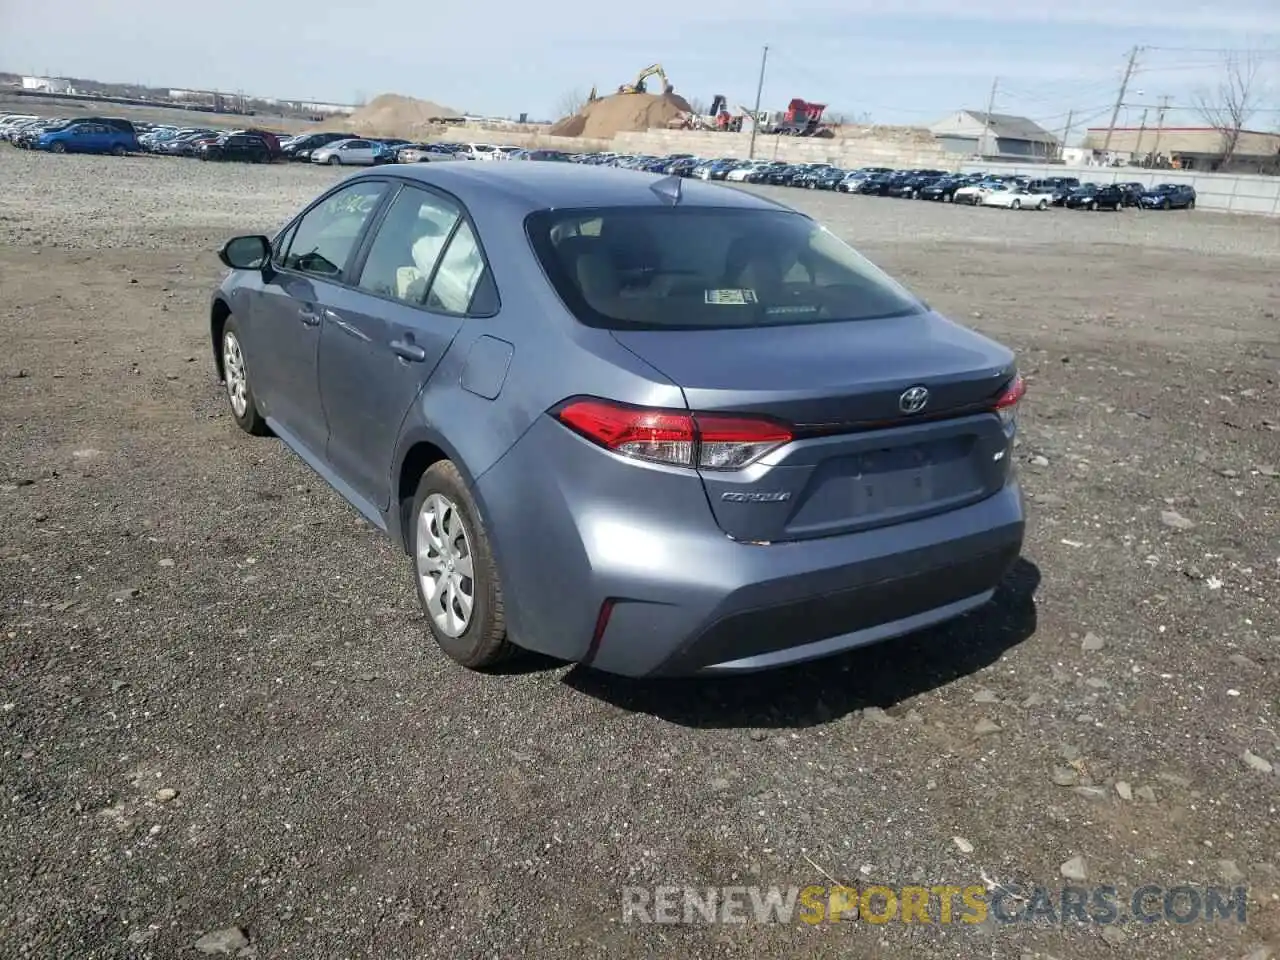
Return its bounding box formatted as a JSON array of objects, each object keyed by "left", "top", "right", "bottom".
[{"left": 22, "top": 76, "right": 73, "bottom": 94}]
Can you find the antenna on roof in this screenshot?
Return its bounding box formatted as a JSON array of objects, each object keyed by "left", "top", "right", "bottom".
[{"left": 650, "top": 174, "right": 682, "bottom": 206}]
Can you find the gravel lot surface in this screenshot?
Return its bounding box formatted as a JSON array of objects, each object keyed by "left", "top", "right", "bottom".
[{"left": 2, "top": 149, "right": 1278, "bottom": 960}]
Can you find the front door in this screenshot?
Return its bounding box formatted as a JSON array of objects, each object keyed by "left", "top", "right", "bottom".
[
  {"left": 251, "top": 178, "right": 389, "bottom": 457},
  {"left": 318, "top": 183, "right": 492, "bottom": 506}
]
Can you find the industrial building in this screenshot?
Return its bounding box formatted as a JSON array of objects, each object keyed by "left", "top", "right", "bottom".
[
  {"left": 929, "top": 110, "right": 1059, "bottom": 160},
  {"left": 1081, "top": 126, "right": 1280, "bottom": 173}
]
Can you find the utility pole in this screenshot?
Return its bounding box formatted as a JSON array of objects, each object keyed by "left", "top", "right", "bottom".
[
  {"left": 1058, "top": 109, "right": 1074, "bottom": 160},
  {"left": 1102, "top": 46, "right": 1140, "bottom": 154},
  {"left": 982, "top": 76, "right": 999, "bottom": 157},
  {"left": 747, "top": 44, "right": 769, "bottom": 160},
  {"left": 1151, "top": 94, "right": 1172, "bottom": 161},
  {"left": 1134, "top": 107, "right": 1149, "bottom": 157}
]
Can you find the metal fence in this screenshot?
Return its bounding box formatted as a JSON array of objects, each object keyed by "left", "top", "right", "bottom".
[{"left": 958, "top": 162, "right": 1280, "bottom": 217}]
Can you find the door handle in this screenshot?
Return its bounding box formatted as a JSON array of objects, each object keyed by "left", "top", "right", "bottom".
[
  {"left": 390, "top": 339, "right": 427, "bottom": 362},
  {"left": 297, "top": 306, "right": 321, "bottom": 327}
]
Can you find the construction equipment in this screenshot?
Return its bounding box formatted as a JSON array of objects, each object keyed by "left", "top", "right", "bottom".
[
  {"left": 770, "top": 98, "right": 834, "bottom": 137},
  {"left": 618, "top": 64, "right": 674, "bottom": 96}
]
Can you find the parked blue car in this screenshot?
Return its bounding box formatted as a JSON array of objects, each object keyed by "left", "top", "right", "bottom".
[
  {"left": 37, "top": 121, "right": 137, "bottom": 156},
  {"left": 209, "top": 163, "right": 1026, "bottom": 677}
]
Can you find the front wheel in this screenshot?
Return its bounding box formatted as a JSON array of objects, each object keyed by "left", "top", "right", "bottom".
[
  {"left": 221, "top": 317, "right": 269, "bottom": 436},
  {"left": 1089, "top": 200, "right": 1099, "bottom": 211},
  {"left": 328, "top": 155, "right": 341, "bottom": 166},
  {"left": 50, "top": 141, "right": 66, "bottom": 154},
  {"left": 1011, "top": 199, "right": 1021, "bottom": 210},
  {"left": 411, "top": 461, "right": 512, "bottom": 669}
]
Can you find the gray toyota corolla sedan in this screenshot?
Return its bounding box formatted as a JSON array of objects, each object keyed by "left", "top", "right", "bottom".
[{"left": 210, "top": 162, "right": 1026, "bottom": 677}]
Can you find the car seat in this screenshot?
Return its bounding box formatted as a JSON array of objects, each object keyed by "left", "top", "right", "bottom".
[{"left": 555, "top": 235, "right": 621, "bottom": 306}]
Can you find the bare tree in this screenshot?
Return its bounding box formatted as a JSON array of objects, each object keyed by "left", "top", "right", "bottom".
[
  {"left": 1193, "top": 53, "right": 1263, "bottom": 168},
  {"left": 556, "top": 88, "right": 588, "bottom": 118},
  {"left": 686, "top": 97, "right": 708, "bottom": 116}
]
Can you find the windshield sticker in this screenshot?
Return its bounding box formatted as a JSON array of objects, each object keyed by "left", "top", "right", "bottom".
[{"left": 705, "top": 289, "right": 758, "bottom": 305}]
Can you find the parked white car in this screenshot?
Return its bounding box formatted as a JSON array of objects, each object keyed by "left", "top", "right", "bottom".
[
  {"left": 725, "top": 162, "right": 766, "bottom": 182},
  {"left": 396, "top": 144, "right": 461, "bottom": 163},
  {"left": 311, "top": 139, "right": 382, "bottom": 166},
  {"left": 954, "top": 182, "right": 999, "bottom": 205},
  {"left": 456, "top": 143, "right": 500, "bottom": 161},
  {"left": 980, "top": 185, "right": 1051, "bottom": 210},
  {"left": 492, "top": 145, "right": 522, "bottom": 161}
]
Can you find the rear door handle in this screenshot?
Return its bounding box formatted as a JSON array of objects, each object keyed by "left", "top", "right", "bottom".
[
  {"left": 390, "top": 339, "right": 427, "bottom": 362},
  {"left": 297, "top": 306, "right": 321, "bottom": 327}
]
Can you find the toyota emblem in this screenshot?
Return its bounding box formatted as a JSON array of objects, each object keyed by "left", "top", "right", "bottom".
[{"left": 899, "top": 386, "right": 929, "bottom": 414}]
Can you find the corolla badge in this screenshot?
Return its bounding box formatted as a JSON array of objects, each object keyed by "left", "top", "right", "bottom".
[{"left": 899, "top": 385, "right": 930, "bottom": 414}]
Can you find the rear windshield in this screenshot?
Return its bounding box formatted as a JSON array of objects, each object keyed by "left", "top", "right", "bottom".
[{"left": 526, "top": 206, "right": 925, "bottom": 331}]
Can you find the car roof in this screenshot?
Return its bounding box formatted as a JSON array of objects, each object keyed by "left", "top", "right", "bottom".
[{"left": 356, "top": 162, "right": 793, "bottom": 213}]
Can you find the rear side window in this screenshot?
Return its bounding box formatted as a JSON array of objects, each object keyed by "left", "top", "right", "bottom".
[
  {"left": 357, "top": 185, "right": 461, "bottom": 304},
  {"left": 526, "top": 207, "right": 925, "bottom": 330}
]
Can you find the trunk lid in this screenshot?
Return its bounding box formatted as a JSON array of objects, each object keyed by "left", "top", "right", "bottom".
[{"left": 612, "top": 312, "right": 1018, "bottom": 543}]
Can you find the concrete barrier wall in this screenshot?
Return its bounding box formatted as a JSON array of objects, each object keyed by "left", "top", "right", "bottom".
[
  {"left": 433, "top": 125, "right": 960, "bottom": 171},
  {"left": 959, "top": 161, "right": 1280, "bottom": 217}
]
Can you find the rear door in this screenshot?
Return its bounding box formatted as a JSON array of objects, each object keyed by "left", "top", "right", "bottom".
[{"left": 317, "top": 182, "right": 482, "bottom": 506}]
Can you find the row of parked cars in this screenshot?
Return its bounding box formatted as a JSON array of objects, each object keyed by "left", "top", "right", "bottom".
[
  {"left": 560, "top": 152, "right": 1200, "bottom": 212},
  {"left": 2, "top": 111, "right": 1200, "bottom": 212},
  {"left": 1, "top": 113, "right": 574, "bottom": 169}
]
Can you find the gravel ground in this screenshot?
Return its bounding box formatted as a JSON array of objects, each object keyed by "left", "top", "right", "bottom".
[{"left": 1, "top": 149, "right": 1278, "bottom": 960}]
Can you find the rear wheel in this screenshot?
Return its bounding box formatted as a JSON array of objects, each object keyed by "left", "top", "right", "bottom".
[
  {"left": 410, "top": 461, "right": 512, "bottom": 670},
  {"left": 1187, "top": 198, "right": 1195, "bottom": 210},
  {"left": 1037, "top": 199, "right": 1048, "bottom": 210},
  {"left": 111, "top": 144, "right": 126, "bottom": 157}
]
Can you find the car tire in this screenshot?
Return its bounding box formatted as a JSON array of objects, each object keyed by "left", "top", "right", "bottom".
[
  {"left": 1011, "top": 199, "right": 1021, "bottom": 210},
  {"left": 111, "top": 145, "right": 126, "bottom": 157},
  {"left": 1089, "top": 200, "right": 1098, "bottom": 211},
  {"left": 50, "top": 141, "right": 66, "bottom": 154},
  {"left": 944, "top": 193, "right": 953, "bottom": 202},
  {"left": 220, "top": 316, "right": 269, "bottom": 436},
  {"left": 1162, "top": 199, "right": 1171, "bottom": 210},
  {"left": 1188, "top": 199, "right": 1195, "bottom": 210},
  {"left": 328, "top": 155, "right": 341, "bottom": 166},
  {"left": 1037, "top": 200, "right": 1048, "bottom": 210},
  {"left": 410, "top": 461, "right": 513, "bottom": 670}
]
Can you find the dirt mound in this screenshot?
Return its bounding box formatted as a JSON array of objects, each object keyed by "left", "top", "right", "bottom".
[
  {"left": 346, "top": 93, "right": 460, "bottom": 136},
  {"left": 550, "top": 91, "right": 692, "bottom": 139}
]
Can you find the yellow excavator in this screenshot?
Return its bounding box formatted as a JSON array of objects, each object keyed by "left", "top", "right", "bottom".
[{"left": 618, "top": 64, "right": 674, "bottom": 96}]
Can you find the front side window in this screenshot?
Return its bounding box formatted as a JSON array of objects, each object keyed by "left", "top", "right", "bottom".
[
  {"left": 282, "top": 181, "right": 386, "bottom": 279},
  {"left": 527, "top": 207, "right": 924, "bottom": 331},
  {"left": 357, "top": 186, "right": 461, "bottom": 304}
]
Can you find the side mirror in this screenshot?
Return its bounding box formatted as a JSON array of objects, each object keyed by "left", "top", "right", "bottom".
[{"left": 218, "top": 235, "right": 271, "bottom": 270}]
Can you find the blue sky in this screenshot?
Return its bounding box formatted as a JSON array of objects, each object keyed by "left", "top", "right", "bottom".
[{"left": 2, "top": 0, "right": 1277, "bottom": 139}]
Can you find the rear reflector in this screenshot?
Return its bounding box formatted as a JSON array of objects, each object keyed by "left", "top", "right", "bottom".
[
  {"left": 555, "top": 398, "right": 792, "bottom": 470},
  {"left": 993, "top": 373, "right": 1026, "bottom": 427}
]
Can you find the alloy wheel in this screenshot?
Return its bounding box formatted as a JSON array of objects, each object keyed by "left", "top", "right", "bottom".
[
  {"left": 416, "top": 493, "right": 475, "bottom": 638},
  {"left": 222, "top": 331, "right": 249, "bottom": 418}
]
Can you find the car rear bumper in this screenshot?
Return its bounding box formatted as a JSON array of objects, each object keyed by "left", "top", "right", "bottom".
[{"left": 476, "top": 416, "right": 1026, "bottom": 678}]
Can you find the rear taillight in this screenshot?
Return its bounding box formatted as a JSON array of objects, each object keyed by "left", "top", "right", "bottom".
[
  {"left": 555, "top": 398, "right": 792, "bottom": 471},
  {"left": 993, "top": 374, "right": 1026, "bottom": 428}
]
